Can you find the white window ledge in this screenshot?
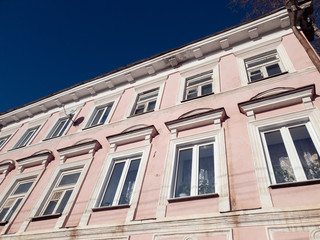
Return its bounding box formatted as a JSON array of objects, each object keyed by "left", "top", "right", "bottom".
[
  {"left": 239, "top": 85, "right": 315, "bottom": 119},
  {"left": 57, "top": 139, "right": 101, "bottom": 163},
  {"left": 16, "top": 151, "right": 54, "bottom": 173}
]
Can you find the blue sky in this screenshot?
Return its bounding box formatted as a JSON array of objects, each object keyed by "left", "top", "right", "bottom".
[{"left": 0, "top": 0, "right": 245, "bottom": 113}]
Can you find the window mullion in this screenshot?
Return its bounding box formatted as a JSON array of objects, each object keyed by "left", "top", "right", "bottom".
[
  {"left": 281, "top": 127, "right": 306, "bottom": 181},
  {"left": 191, "top": 145, "right": 198, "bottom": 196},
  {"left": 113, "top": 160, "right": 129, "bottom": 205},
  {"left": 52, "top": 189, "right": 66, "bottom": 214}
]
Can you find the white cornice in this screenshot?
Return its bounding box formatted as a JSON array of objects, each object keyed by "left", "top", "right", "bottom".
[
  {"left": 166, "top": 108, "right": 226, "bottom": 138},
  {"left": 16, "top": 151, "right": 53, "bottom": 173},
  {"left": 0, "top": 9, "right": 289, "bottom": 127},
  {"left": 239, "top": 85, "right": 315, "bottom": 120},
  {"left": 107, "top": 126, "right": 158, "bottom": 152},
  {"left": 57, "top": 139, "right": 101, "bottom": 163}
]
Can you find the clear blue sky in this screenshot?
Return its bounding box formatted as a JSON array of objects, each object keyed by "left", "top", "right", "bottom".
[{"left": 0, "top": 0, "right": 245, "bottom": 113}]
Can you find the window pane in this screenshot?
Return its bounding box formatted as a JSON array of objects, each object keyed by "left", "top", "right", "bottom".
[
  {"left": 5, "top": 198, "right": 22, "bottom": 221},
  {"left": 134, "top": 105, "right": 145, "bottom": 115},
  {"left": 100, "top": 106, "right": 111, "bottom": 124},
  {"left": 91, "top": 108, "right": 104, "bottom": 126},
  {"left": 119, "top": 159, "right": 140, "bottom": 205},
  {"left": 289, "top": 125, "right": 320, "bottom": 180},
  {"left": 18, "top": 130, "right": 35, "bottom": 147},
  {"left": 266, "top": 63, "right": 282, "bottom": 76},
  {"left": 51, "top": 119, "right": 67, "bottom": 138},
  {"left": 43, "top": 200, "right": 58, "bottom": 215},
  {"left": 58, "top": 172, "right": 80, "bottom": 186},
  {"left": 175, "top": 149, "right": 192, "bottom": 198},
  {"left": 198, "top": 144, "right": 215, "bottom": 195},
  {"left": 146, "top": 100, "right": 156, "bottom": 111},
  {"left": 56, "top": 190, "right": 73, "bottom": 214},
  {"left": 101, "top": 162, "right": 125, "bottom": 207},
  {"left": 250, "top": 70, "right": 264, "bottom": 81},
  {"left": 13, "top": 182, "right": 33, "bottom": 195},
  {"left": 247, "top": 55, "right": 277, "bottom": 68},
  {"left": 139, "top": 91, "right": 158, "bottom": 101},
  {"left": 186, "top": 89, "right": 198, "bottom": 100},
  {"left": 265, "top": 131, "right": 296, "bottom": 183},
  {"left": 201, "top": 84, "right": 212, "bottom": 95},
  {"left": 187, "top": 76, "right": 211, "bottom": 87},
  {"left": 0, "top": 208, "right": 9, "bottom": 222}
]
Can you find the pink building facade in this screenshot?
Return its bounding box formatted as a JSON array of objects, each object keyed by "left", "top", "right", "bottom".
[{"left": 0, "top": 8, "right": 319, "bottom": 240}]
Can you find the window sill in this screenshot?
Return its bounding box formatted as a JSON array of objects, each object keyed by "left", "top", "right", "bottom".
[
  {"left": 168, "top": 193, "right": 219, "bottom": 203},
  {"left": 92, "top": 204, "right": 130, "bottom": 212},
  {"left": 31, "top": 213, "right": 62, "bottom": 222},
  {"left": 269, "top": 179, "right": 320, "bottom": 189},
  {"left": 181, "top": 92, "right": 215, "bottom": 103},
  {"left": 248, "top": 71, "right": 288, "bottom": 84},
  {"left": 82, "top": 123, "right": 105, "bottom": 131},
  {"left": 128, "top": 110, "right": 154, "bottom": 118},
  {"left": 0, "top": 221, "right": 8, "bottom": 226}
]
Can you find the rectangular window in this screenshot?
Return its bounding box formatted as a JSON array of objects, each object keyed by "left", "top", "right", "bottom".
[
  {"left": 98, "top": 157, "right": 141, "bottom": 207},
  {"left": 245, "top": 50, "right": 285, "bottom": 82},
  {"left": 131, "top": 89, "right": 159, "bottom": 115},
  {"left": 0, "top": 179, "right": 34, "bottom": 223},
  {"left": 86, "top": 103, "right": 113, "bottom": 128},
  {"left": 173, "top": 143, "right": 215, "bottom": 198},
  {"left": 46, "top": 117, "right": 71, "bottom": 139},
  {"left": 13, "top": 126, "right": 40, "bottom": 149},
  {"left": 184, "top": 70, "right": 213, "bottom": 100},
  {"left": 0, "top": 135, "right": 11, "bottom": 150},
  {"left": 261, "top": 122, "right": 320, "bottom": 184},
  {"left": 40, "top": 170, "right": 81, "bottom": 216}
]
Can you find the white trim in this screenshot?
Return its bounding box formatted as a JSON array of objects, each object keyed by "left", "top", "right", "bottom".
[
  {"left": 79, "top": 144, "right": 152, "bottom": 226},
  {"left": 153, "top": 229, "right": 233, "bottom": 240},
  {"left": 157, "top": 129, "right": 230, "bottom": 218},
  {"left": 247, "top": 108, "right": 320, "bottom": 209},
  {"left": 16, "top": 151, "right": 53, "bottom": 173}
]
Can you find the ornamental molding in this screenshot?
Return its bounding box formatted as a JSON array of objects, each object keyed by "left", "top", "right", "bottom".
[
  {"left": 57, "top": 139, "right": 101, "bottom": 163},
  {"left": 107, "top": 126, "right": 158, "bottom": 152},
  {"left": 0, "top": 159, "right": 15, "bottom": 175},
  {"left": 165, "top": 108, "right": 226, "bottom": 138},
  {"left": 239, "top": 85, "right": 315, "bottom": 120},
  {"left": 16, "top": 151, "right": 53, "bottom": 173}
]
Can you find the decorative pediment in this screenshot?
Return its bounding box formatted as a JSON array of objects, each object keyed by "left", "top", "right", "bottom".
[
  {"left": 58, "top": 139, "right": 101, "bottom": 163},
  {"left": 0, "top": 159, "right": 15, "bottom": 175},
  {"left": 107, "top": 126, "right": 158, "bottom": 152},
  {"left": 239, "top": 85, "right": 315, "bottom": 120},
  {"left": 165, "top": 108, "right": 226, "bottom": 138},
  {"left": 16, "top": 151, "right": 53, "bottom": 173}
]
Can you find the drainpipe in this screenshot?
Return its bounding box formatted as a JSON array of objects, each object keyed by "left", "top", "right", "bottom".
[{"left": 285, "top": 0, "right": 320, "bottom": 73}]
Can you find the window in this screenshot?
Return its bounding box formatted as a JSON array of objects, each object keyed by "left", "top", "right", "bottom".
[
  {"left": 173, "top": 142, "right": 215, "bottom": 198},
  {"left": 0, "top": 135, "right": 11, "bottom": 150},
  {"left": 184, "top": 70, "right": 213, "bottom": 100},
  {"left": 0, "top": 179, "right": 34, "bottom": 223},
  {"left": 46, "top": 117, "right": 71, "bottom": 139},
  {"left": 245, "top": 50, "right": 285, "bottom": 82},
  {"left": 40, "top": 170, "right": 81, "bottom": 216},
  {"left": 131, "top": 89, "right": 159, "bottom": 115},
  {"left": 261, "top": 122, "right": 320, "bottom": 184},
  {"left": 13, "top": 126, "right": 40, "bottom": 149},
  {"left": 86, "top": 103, "right": 113, "bottom": 128},
  {"left": 98, "top": 156, "right": 141, "bottom": 207}
]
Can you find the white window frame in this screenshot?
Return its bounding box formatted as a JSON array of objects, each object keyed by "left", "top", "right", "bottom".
[
  {"left": 80, "top": 145, "right": 151, "bottom": 226},
  {"left": 12, "top": 125, "right": 40, "bottom": 149},
  {"left": 85, "top": 102, "right": 114, "bottom": 128},
  {"left": 244, "top": 50, "right": 286, "bottom": 82},
  {"left": 131, "top": 88, "right": 159, "bottom": 116},
  {"left": 260, "top": 120, "right": 320, "bottom": 184},
  {"left": 0, "top": 135, "right": 11, "bottom": 150},
  {"left": 247, "top": 108, "right": 320, "bottom": 208},
  {"left": 157, "top": 129, "right": 229, "bottom": 218},
  {"left": 45, "top": 117, "right": 71, "bottom": 139},
  {"left": 183, "top": 70, "right": 214, "bottom": 100},
  {"left": 39, "top": 168, "right": 82, "bottom": 216},
  {"left": 96, "top": 155, "right": 142, "bottom": 208},
  {"left": 0, "top": 169, "right": 41, "bottom": 234}
]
